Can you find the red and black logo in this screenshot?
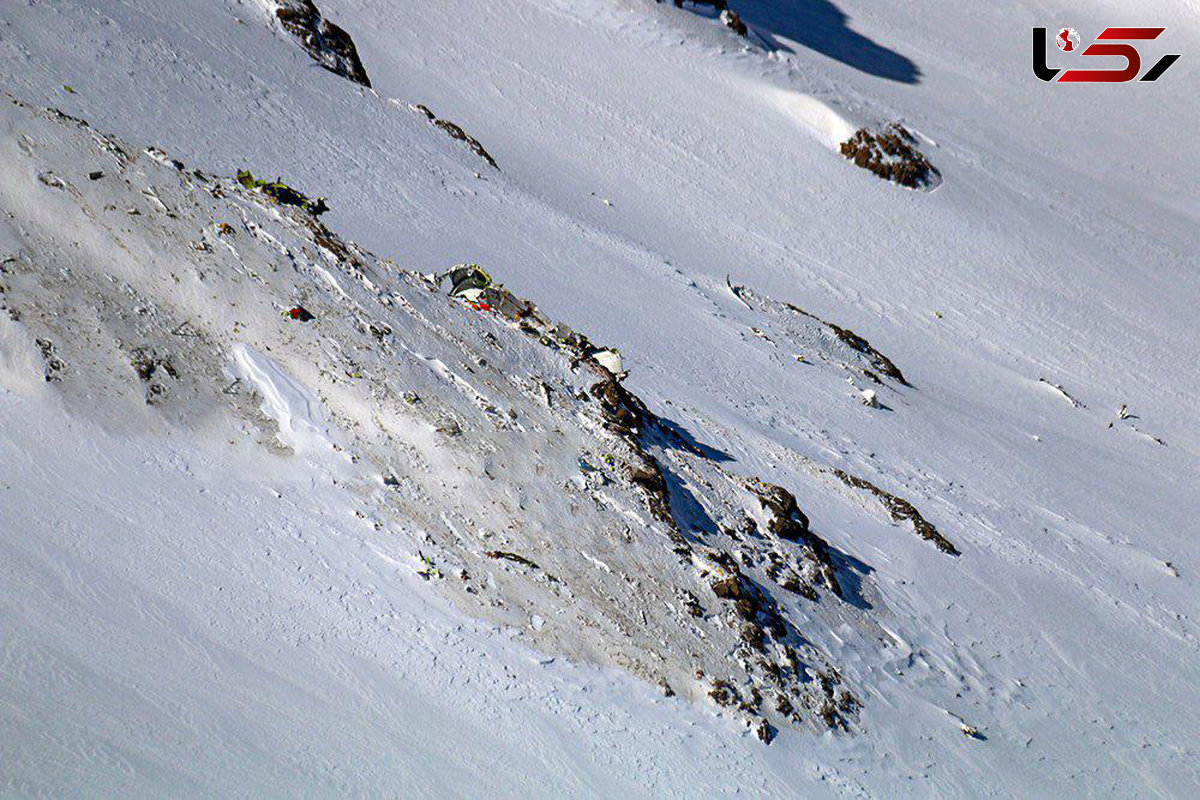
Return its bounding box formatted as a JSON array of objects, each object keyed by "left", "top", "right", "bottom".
[{"left": 1034, "top": 27, "right": 1180, "bottom": 82}]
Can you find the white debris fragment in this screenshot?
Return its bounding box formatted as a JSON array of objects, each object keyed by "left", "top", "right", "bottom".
[{"left": 593, "top": 348, "right": 624, "bottom": 376}]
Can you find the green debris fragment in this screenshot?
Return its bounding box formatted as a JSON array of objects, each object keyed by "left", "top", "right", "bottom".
[
  {"left": 236, "top": 169, "right": 329, "bottom": 216},
  {"left": 417, "top": 551, "right": 443, "bottom": 580},
  {"left": 445, "top": 263, "right": 492, "bottom": 297}
]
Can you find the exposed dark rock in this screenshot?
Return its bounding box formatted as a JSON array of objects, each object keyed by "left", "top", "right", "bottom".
[
  {"left": 129, "top": 346, "right": 178, "bottom": 383},
  {"left": 839, "top": 123, "right": 938, "bottom": 189},
  {"left": 590, "top": 375, "right": 646, "bottom": 436},
  {"left": 35, "top": 338, "right": 64, "bottom": 382},
  {"left": 830, "top": 468, "right": 959, "bottom": 555},
  {"left": 751, "top": 482, "right": 811, "bottom": 540},
  {"left": 738, "top": 685, "right": 763, "bottom": 713},
  {"left": 726, "top": 278, "right": 909, "bottom": 386},
  {"left": 749, "top": 481, "right": 841, "bottom": 597},
  {"left": 273, "top": 1, "right": 371, "bottom": 87},
  {"left": 485, "top": 550, "right": 540, "bottom": 569},
  {"left": 711, "top": 576, "right": 742, "bottom": 600},
  {"left": 412, "top": 105, "right": 498, "bottom": 169},
  {"left": 741, "top": 623, "right": 766, "bottom": 652},
  {"left": 708, "top": 679, "right": 737, "bottom": 707},
  {"left": 720, "top": 10, "right": 748, "bottom": 36},
  {"left": 584, "top": 374, "right": 683, "bottom": 535},
  {"left": 628, "top": 459, "right": 673, "bottom": 524},
  {"left": 669, "top": 0, "right": 728, "bottom": 10},
  {"left": 823, "top": 321, "right": 908, "bottom": 385}
]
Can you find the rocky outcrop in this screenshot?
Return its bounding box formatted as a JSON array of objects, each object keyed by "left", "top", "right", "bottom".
[
  {"left": 831, "top": 468, "right": 960, "bottom": 555},
  {"left": 412, "top": 105, "right": 499, "bottom": 170},
  {"left": 839, "top": 123, "right": 938, "bottom": 189},
  {"left": 727, "top": 278, "right": 910, "bottom": 387},
  {"left": 749, "top": 480, "right": 842, "bottom": 597},
  {"left": 272, "top": 1, "right": 371, "bottom": 87},
  {"left": 3, "top": 94, "right": 955, "bottom": 745},
  {"left": 720, "top": 10, "right": 748, "bottom": 37}
]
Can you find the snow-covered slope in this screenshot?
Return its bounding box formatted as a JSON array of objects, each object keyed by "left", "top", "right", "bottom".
[{"left": 1, "top": 0, "right": 1197, "bottom": 796}]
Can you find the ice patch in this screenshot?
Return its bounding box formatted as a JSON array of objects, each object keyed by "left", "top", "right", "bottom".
[{"left": 232, "top": 343, "right": 344, "bottom": 461}]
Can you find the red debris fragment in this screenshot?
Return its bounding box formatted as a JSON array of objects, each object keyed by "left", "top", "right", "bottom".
[{"left": 287, "top": 306, "right": 315, "bottom": 321}]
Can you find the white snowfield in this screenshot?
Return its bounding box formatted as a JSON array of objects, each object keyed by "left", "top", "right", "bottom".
[{"left": 0, "top": 0, "right": 1197, "bottom": 797}]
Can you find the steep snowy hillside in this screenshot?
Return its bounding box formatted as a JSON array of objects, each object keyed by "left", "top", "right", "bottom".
[{"left": 1, "top": 0, "right": 1197, "bottom": 797}]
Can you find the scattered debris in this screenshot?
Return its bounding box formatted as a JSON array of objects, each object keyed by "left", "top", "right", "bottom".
[
  {"left": 285, "top": 306, "right": 316, "bottom": 322},
  {"left": 666, "top": 0, "right": 729, "bottom": 11},
  {"left": 237, "top": 170, "right": 329, "bottom": 216},
  {"left": 592, "top": 348, "right": 624, "bottom": 377},
  {"left": 129, "top": 346, "right": 178, "bottom": 383},
  {"left": 129, "top": 346, "right": 179, "bottom": 404},
  {"left": 442, "top": 263, "right": 493, "bottom": 299},
  {"left": 8, "top": 98, "right": 889, "bottom": 745},
  {"left": 417, "top": 551, "right": 443, "bottom": 580},
  {"left": 37, "top": 171, "right": 66, "bottom": 190},
  {"left": 961, "top": 723, "right": 981, "bottom": 738},
  {"left": 435, "top": 419, "right": 462, "bottom": 437}
]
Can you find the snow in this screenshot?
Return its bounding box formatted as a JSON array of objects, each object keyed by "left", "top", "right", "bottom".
[
  {"left": 0, "top": 394, "right": 825, "bottom": 798},
  {"left": 232, "top": 343, "right": 344, "bottom": 460},
  {"left": 0, "top": 0, "right": 1197, "bottom": 796}
]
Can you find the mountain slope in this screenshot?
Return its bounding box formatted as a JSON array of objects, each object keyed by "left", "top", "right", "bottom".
[{"left": 1, "top": 0, "right": 1197, "bottom": 796}]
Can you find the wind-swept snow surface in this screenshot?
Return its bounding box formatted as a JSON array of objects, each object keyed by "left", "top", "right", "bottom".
[{"left": 1, "top": 0, "right": 1198, "bottom": 796}]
